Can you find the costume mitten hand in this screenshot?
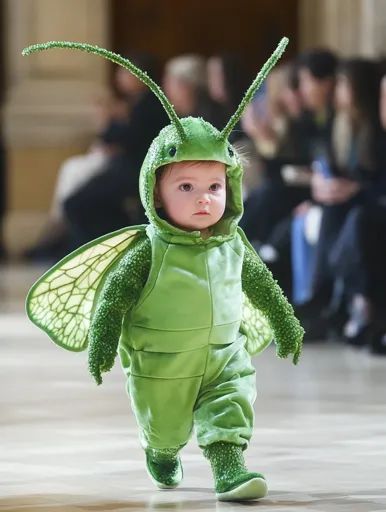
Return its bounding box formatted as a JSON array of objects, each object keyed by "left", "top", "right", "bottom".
[
  {"left": 88, "top": 340, "right": 117, "bottom": 385},
  {"left": 276, "top": 338, "right": 302, "bottom": 365},
  {"left": 292, "top": 339, "right": 303, "bottom": 364}
]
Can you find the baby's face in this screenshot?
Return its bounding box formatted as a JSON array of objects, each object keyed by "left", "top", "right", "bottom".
[{"left": 156, "top": 161, "right": 226, "bottom": 232}]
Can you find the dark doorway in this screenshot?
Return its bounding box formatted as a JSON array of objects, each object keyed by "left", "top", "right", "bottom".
[{"left": 110, "top": 0, "right": 298, "bottom": 71}]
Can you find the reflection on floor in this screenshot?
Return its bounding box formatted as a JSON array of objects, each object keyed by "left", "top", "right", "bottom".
[{"left": 1, "top": 264, "right": 386, "bottom": 512}]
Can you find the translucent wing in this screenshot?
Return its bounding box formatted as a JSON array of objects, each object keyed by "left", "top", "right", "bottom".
[
  {"left": 241, "top": 293, "right": 273, "bottom": 355},
  {"left": 26, "top": 226, "right": 146, "bottom": 352}
]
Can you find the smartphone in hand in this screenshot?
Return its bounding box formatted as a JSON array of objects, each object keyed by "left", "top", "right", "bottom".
[{"left": 311, "top": 155, "right": 332, "bottom": 179}]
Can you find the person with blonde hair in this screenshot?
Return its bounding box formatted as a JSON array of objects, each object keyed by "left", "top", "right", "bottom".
[{"left": 163, "top": 54, "right": 226, "bottom": 129}]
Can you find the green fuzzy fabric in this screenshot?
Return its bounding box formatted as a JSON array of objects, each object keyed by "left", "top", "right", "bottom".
[
  {"left": 145, "top": 447, "right": 182, "bottom": 488},
  {"left": 203, "top": 442, "right": 265, "bottom": 494},
  {"left": 88, "top": 235, "right": 151, "bottom": 384},
  {"left": 241, "top": 245, "right": 304, "bottom": 364}
]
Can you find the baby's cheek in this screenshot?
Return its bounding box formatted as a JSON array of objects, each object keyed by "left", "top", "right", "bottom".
[
  {"left": 168, "top": 201, "right": 187, "bottom": 223},
  {"left": 217, "top": 196, "right": 227, "bottom": 216}
]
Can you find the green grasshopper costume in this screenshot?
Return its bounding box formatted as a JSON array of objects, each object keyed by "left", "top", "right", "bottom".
[{"left": 24, "top": 38, "right": 304, "bottom": 501}]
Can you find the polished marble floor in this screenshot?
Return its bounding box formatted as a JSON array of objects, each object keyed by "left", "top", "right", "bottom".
[{"left": 1, "top": 264, "right": 386, "bottom": 512}]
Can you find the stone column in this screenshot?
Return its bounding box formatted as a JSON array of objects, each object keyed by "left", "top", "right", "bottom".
[
  {"left": 2, "top": 0, "right": 109, "bottom": 254},
  {"left": 298, "top": 0, "right": 361, "bottom": 55},
  {"left": 298, "top": 0, "right": 386, "bottom": 57},
  {"left": 360, "top": 0, "right": 386, "bottom": 57},
  {"left": 4, "top": 0, "right": 109, "bottom": 147}
]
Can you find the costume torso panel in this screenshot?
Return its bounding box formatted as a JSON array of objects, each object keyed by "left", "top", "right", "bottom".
[{"left": 120, "top": 228, "right": 245, "bottom": 352}]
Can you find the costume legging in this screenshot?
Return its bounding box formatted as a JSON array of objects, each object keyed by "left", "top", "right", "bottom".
[{"left": 122, "top": 339, "right": 256, "bottom": 450}]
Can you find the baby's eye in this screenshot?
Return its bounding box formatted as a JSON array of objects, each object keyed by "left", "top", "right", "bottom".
[
  {"left": 179, "top": 183, "right": 193, "bottom": 192},
  {"left": 209, "top": 183, "right": 222, "bottom": 192}
]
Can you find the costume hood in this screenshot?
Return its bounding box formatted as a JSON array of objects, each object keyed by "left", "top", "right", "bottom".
[{"left": 139, "top": 116, "right": 243, "bottom": 244}]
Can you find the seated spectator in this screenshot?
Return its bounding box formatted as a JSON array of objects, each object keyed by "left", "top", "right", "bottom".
[
  {"left": 283, "top": 50, "right": 338, "bottom": 331},
  {"left": 309, "top": 58, "right": 385, "bottom": 347},
  {"left": 207, "top": 53, "right": 262, "bottom": 196},
  {"left": 207, "top": 52, "right": 251, "bottom": 140},
  {"left": 61, "top": 53, "right": 169, "bottom": 249},
  {"left": 242, "top": 62, "right": 308, "bottom": 161},
  {"left": 239, "top": 58, "right": 322, "bottom": 271},
  {"left": 163, "top": 54, "right": 225, "bottom": 130},
  {"left": 24, "top": 54, "right": 154, "bottom": 261},
  {"left": 380, "top": 68, "right": 386, "bottom": 130}
]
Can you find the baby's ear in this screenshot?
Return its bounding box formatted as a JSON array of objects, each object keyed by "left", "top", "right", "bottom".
[{"left": 154, "top": 185, "right": 162, "bottom": 208}]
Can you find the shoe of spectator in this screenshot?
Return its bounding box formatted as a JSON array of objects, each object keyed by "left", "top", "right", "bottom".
[
  {"left": 344, "top": 324, "right": 371, "bottom": 348},
  {"left": 369, "top": 330, "right": 386, "bottom": 356},
  {"left": 321, "top": 303, "right": 348, "bottom": 340}
]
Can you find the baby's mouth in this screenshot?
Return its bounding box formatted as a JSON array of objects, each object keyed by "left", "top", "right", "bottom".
[{"left": 194, "top": 211, "right": 210, "bottom": 216}]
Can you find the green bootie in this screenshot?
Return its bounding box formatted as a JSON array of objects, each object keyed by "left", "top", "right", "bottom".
[
  {"left": 203, "top": 442, "right": 268, "bottom": 501},
  {"left": 145, "top": 448, "right": 183, "bottom": 489}
]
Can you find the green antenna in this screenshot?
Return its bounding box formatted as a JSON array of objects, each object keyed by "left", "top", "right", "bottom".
[
  {"left": 22, "top": 41, "right": 187, "bottom": 141},
  {"left": 220, "top": 37, "right": 289, "bottom": 141}
]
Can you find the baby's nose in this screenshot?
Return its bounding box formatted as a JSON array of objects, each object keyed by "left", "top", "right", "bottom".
[{"left": 197, "top": 194, "right": 210, "bottom": 204}]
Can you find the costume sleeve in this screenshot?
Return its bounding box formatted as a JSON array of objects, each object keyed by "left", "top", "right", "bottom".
[
  {"left": 88, "top": 235, "right": 151, "bottom": 384},
  {"left": 241, "top": 246, "right": 304, "bottom": 364}
]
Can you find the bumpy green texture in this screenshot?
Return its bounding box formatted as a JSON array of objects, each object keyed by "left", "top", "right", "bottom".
[
  {"left": 242, "top": 245, "right": 304, "bottom": 364},
  {"left": 88, "top": 235, "right": 151, "bottom": 384},
  {"left": 204, "top": 442, "right": 266, "bottom": 497},
  {"left": 145, "top": 448, "right": 183, "bottom": 489}
]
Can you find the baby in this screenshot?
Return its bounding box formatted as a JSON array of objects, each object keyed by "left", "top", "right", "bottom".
[
  {"left": 86, "top": 144, "right": 302, "bottom": 501},
  {"left": 25, "top": 38, "right": 303, "bottom": 502}
]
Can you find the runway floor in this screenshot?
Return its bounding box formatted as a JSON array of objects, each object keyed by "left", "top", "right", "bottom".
[{"left": 1, "top": 264, "right": 386, "bottom": 512}]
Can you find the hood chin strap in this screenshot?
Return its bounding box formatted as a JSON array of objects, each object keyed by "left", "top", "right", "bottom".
[{"left": 220, "top": 37, "right": 289, "bottom": 141}]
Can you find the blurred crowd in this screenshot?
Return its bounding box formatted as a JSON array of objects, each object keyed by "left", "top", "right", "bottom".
[
  {"left": 240, "top": 50, "right": 386, "bottom": 356},
  {"left": 1, "top": 47, "right": 385, "bottom": 353}
]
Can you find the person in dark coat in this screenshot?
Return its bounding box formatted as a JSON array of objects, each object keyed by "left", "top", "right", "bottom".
[{"left": 64, "top": 55, "right": 169, "bottom": 247}]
